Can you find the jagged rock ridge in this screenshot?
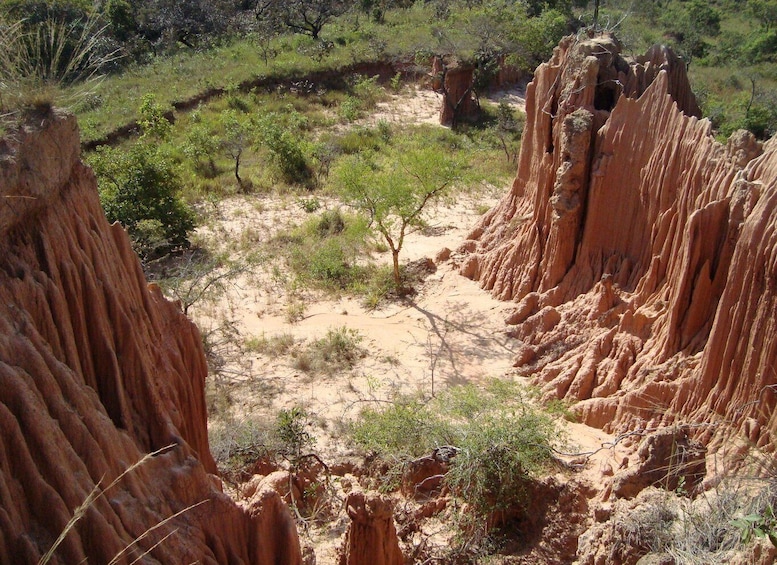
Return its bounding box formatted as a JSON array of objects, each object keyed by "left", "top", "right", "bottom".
[
  {"left": 0, "top": 112, "right": 301, "bottom": 564},
  {"left": 459, "top": 33, "right": 776, "bottom": 454}
]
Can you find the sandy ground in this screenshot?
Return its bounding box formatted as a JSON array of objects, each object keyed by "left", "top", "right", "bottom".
[{"left": 188, "top": 83, "right": 629, "bottom": 561}]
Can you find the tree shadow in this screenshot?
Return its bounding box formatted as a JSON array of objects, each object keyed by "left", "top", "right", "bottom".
[{"left": 403, "top": 298, "right": 517, "bottom": 389}]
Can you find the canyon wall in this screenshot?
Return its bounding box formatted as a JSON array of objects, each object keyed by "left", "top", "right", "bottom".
[
  {"left": 459, "top": 34, "right": 776, "bottom": 455},
  {"left": 0, "top": 111, "right": 300, "bottom": 563}
]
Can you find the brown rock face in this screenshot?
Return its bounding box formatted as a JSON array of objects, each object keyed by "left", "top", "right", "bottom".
[
  {"left": 432, "top": 56, "right": 479, "bottom": 126},
  {"left": 611, "top": 426, "right": 706, "bottom": 499},
  {"left": 339, "top": 491, "right": 403, "bottom": 565},
  {"left": 0, "top": 112, "right": 301, "bottom": 563},
  {"left": 460, "top": 34, "right": 776, "bottom": 453}
]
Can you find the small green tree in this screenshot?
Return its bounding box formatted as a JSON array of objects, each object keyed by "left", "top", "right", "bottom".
[
  {"left": 496, "top": 100, "right": 523, "bottom": 164},
  {"left": 182, "top": 121, "right": 220, "bottom": 177},
  {"left": 335, "top": 144, "right": 457, "bottom": 290},
  {"left": 219, "top": 109, "right": 254, "bottom": 187},
  {"left": 138, "top": 93, "right": 172, "bottom": 140},
  {"left": 749, "top": 0, "right": 777, "bottom": 31}
]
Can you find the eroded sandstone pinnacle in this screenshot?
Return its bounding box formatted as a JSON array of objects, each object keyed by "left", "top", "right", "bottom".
[{"left": 459, "top": 33, "right": 776, "bottom": 457}]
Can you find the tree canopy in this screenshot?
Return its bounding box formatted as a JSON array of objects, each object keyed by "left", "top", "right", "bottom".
[{"left": 334, "top": 143, "right": 458, "bottom": 289}]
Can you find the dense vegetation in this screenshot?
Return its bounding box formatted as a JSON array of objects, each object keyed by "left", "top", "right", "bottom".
[{"left": 1, "top": 0, "right": 773, "bottom": 286}]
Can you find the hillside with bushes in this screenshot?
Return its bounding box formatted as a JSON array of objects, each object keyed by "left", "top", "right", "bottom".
[{"left": 0, "top": 0, "right": 776, "bottom": 563}]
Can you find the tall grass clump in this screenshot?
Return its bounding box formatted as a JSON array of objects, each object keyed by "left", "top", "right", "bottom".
[{"left": 0, "top": 13, "right": 119, "bottom": 116}]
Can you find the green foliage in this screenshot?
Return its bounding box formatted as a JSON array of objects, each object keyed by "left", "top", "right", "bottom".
[
  {"left": 299, "top": 196, "right": 322, "bottom": 213},
  {"left": 305, "top": 238, "right": 351, "bottom": 284},
  {"left": 313, "top": 208, "right": 346, "bottom": 237},
  {"left": 446, "top": 410, "right": 556, "bottom": 514},
  {"left": 182, "top": 121, "right": 219, "bottom": 176},
  {"left": 493, "top": 99, "right": 524, "bottom": 163},
  {"left": 748, "top": 0, "right": 777, "bottom": 31},
  {"left": 275, "top": 406, "right": 316, "bottom": 463},
  {"left": 510, "top": 8, "right": 569, "bottom": 72},
  {"left": 351, "top": 396, "right": 446, "bottom": 458},
  {"left": 219, "top": 108, "right": 255, "bottom": 186},
  {"left": 138, "top": 93, "right": 172, "bottom": 139},
  {"left": 277, "top": 208, "right": 372, "bottom": 290},
  {"left": 327, "top": 125, "right": 385, "bottom": 154},
  {"left": 292, "top": 326, "right": 365, "bottom": 374},
  {"left": 0, "top": 10, "right": 118, "bottom": 113},
  {"left": 661, "top": 0, "right": 721, "bottom": 61},
  {"left": 334, "top": 140, "right": 458, "bottom": 289},
  {"left": 732, "top": 500, "right": 777, "bottom": 546},
  {"left": 351, "top": 74, "right": 383, "bottom": 106},
  {"left": 350, "top": 379, "right": 560, "bottom": 514},
  {"left": 245, "top": 332, "right": 296, "bottom": 356},
  {"left": 209, "top": 417, "right": 273, "bottom": 479},
  {"left": 338, "top": 95, "right": 362, "bottom": 121},
  {"left": 209, "top": 405, "right": 317, "bottom": 478},
  {"left": 105, "top": 0, "right": 136, "bottom": 42},
  {"left": 255, "top": 110, "right": 312, "bottom": 185},
  {"left": 90, "top": 143, "right": 195, "bottom": 258}
]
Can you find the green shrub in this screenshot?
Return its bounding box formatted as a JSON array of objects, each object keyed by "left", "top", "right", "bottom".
[
  {"left": 279, "top": 209, "right": 371, "bottom": 291},
  {"left": 306, "top": 239, "right": 351, "bottom": 285},
  {"left": 255, "top": 111, "right": 312, "bottom": 185},
  {"left": 331, "top": 126, "right": 384, "bottom": 154},
  {"left": 182, "top": 121, "right": 219, "bottom": 177},
  {"left": 245, "top": 332, "right": 296, "bottom": 356},
  {"left": 314, "top": 209, "right": 346, "bottom": 237},
  {"left": 352, "top": 74, "right": 383, "bottom": 107},
  {"left": 299, "top": 197, "right": 322, "bottom": 213},
  {"left": 90, "top": 143, "right": 195, "bottom": 259},
  {"left": 350, "top": 379, "right": 559, "bottom": 516},
  {"left": 293, "top": 326, "right": 365, "bottom": 374},
  {"left": 138, "top": 93, "right": 172, "bottom": 140},
  {"left": 351, "top": 396, "right": 454, "bottom": 458},
  {"left": 209, "top": 417, "right": 273, "bottom": 479},
  {"left": 446, "top": 410, "right": 556, "bottom": 514},
  {"left": 339, "top": 95, "right": 362, "bottom": 122},
  {"left": 275, "top": 406, "right": 316, "bottom": 465}
]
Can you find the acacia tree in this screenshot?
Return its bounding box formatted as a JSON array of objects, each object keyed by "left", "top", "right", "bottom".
[
  {"left": 255, "top": 0, "right": 353, "bottom": 39},
  {"left": 335, "top": 145, "right": 457, "bottom": 290}
]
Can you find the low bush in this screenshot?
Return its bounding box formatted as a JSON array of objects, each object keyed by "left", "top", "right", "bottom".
[
  {"left": 209, "top": 417, "right": 273, "bottom": 480},
  {"left": 208, "top": 404, "right": 318, "bottom": 479},
  {"left": 245, "top": 332, "right": 296, "bottom": 357},
  {"left": 350, "top": 378, "right": 560, "bottom": 513},
  {"left": 89, "top": 143, "right": 195, "bottom": 259},
  {"left": 292, "top": 326, "right": 365, "bottom": 375}
]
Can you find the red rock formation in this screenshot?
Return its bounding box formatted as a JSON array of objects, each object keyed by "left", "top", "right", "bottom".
[
  {"left": 459, "top": 33, "right": 776, "bottom": 454},
  {"left": 338, "top": 491, "right": 403, "bottom": 565},
  {"left": 432, "top": 56, "right": 479, "bottom": 126},
  {"left": 0, "top": 111, "right": 301, "bottom": 564}
]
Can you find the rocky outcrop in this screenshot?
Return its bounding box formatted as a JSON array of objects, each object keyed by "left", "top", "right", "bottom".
[
  {"left": 432, "top": 56, "right": 479, "bottom": 126},
  {"left": 339, "top": 491, "right": 403, "bottom": 565},
  {"left": 610, "top": 426, "right": 706, "bottom": 499},
  {"left": 0, "top": 111, "right": 301, "bottom": 563},
  {"left": 459, "top": 33, "right": 776, "bottom": 454}
]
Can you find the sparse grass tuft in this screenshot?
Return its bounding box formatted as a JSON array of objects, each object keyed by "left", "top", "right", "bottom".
[
  {"left": 245, "top": 332, "right": 296, "bottom": 357},
  {"left": 292, "top": 326, "right": 365, "bottom": 375}
]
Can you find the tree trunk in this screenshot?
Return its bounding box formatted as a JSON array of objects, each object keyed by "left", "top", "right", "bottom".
[
  {"left": 234, "top": 151, "right": 242, "bottom": 185},
  {"left": 392, "top": 249, "right": 401, "bottom": 290}
]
